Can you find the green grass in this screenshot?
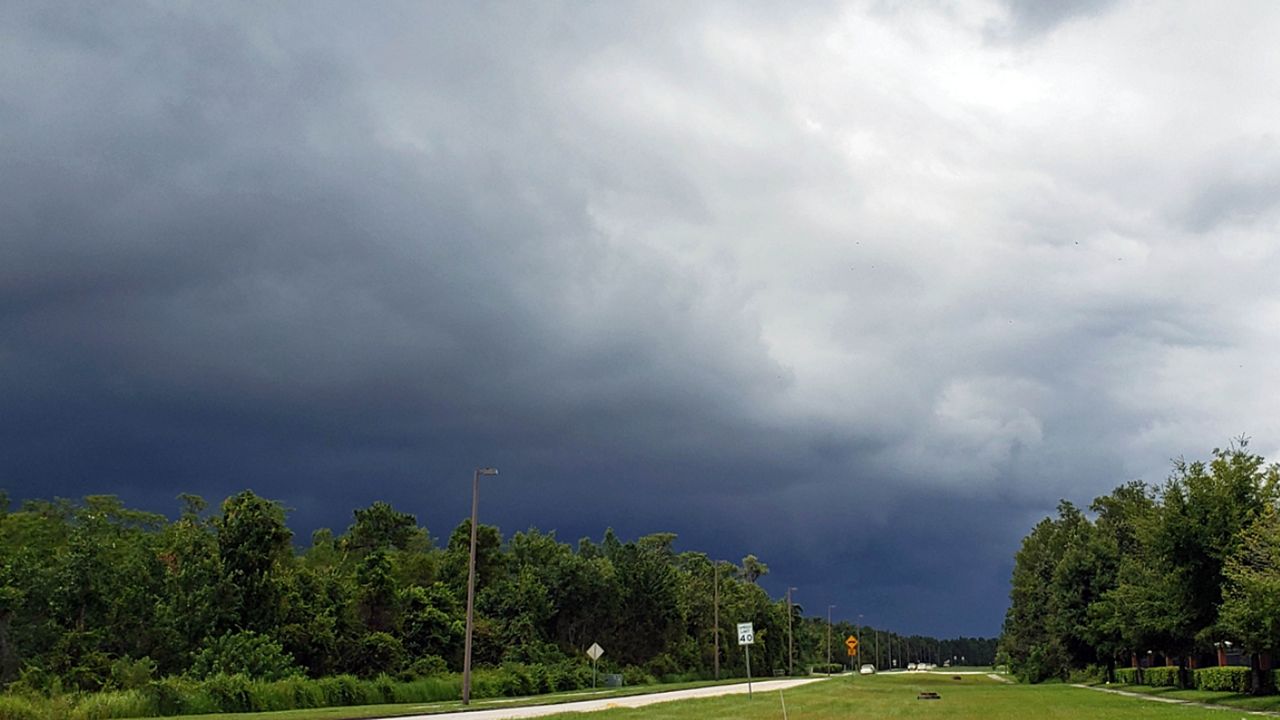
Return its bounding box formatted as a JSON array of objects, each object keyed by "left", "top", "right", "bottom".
[
  {"left": 531, "top": 673, "right": 1259, "bottom": 719},
  {"left": 149, "top": 677, "right": 753, "bottom": 720},
  {"left": 1095, "top": 681, "right": 1280, "bottom": 713}
]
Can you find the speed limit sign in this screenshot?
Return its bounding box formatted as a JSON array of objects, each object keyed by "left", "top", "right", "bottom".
[{"left": 737, "top": 622, "right": 754, "bottom": 645}]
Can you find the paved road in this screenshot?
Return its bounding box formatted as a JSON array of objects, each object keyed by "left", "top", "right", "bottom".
[{"left": 387, "top": 677, "right": 826, "bottom": 720}]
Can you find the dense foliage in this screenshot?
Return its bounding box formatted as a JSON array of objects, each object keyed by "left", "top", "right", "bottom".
[
  {"left": 999, "top": 440, "right": 1280, "bottom": 689},
  {"left": 0, "top": 488, "right": 993, "bottom": 708}
]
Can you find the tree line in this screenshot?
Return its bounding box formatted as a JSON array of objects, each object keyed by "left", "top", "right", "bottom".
[
  {"left": 998, "top": 439, "right": 1280, "bottom": 688},
  {"left": 0, "top": 489, "right": 993, "bottom": 696}
]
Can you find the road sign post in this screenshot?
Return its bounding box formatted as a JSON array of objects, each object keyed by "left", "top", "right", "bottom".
[
  {"left": 587, "top": 643, "right": 604, "bottom": 688},
  {"left": 738, "top": 622, "right": 754, "bottom": 698}
]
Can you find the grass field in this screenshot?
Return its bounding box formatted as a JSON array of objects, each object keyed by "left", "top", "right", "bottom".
[{"left": 532, "top": 673, "right": 1253, "bottom": 720}]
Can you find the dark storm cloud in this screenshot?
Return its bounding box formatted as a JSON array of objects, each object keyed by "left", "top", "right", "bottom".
[
  {"left": 4, "top": 1, "right": 1280, "bottom": 637},
  {"left": 1, "top": 1, "right": 805, "bottom": 558}
]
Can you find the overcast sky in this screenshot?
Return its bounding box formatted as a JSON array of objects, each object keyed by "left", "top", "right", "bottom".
[{"left": 4, "top": 0, "right": 1280, "bottom": 637}]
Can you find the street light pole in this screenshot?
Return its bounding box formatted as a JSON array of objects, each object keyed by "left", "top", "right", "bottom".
[
  {"left": 713, "top": 562, "right": 720, "bottom": 680},
  {"left": 462, "top": 467, "right": 498, "bottom": 706},
  {"left": 857, "top": 614, "right": 863, "bottom": 671},
  {"left": 827, "top": 605, "right": 836, "bottom": 676},
  {"left": 786, "top": 587, "right": 797, "bottom": 676}
]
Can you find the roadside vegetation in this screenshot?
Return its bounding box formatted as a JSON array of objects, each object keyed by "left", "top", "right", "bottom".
[
  {"left": 999, "top": 438, "right": 1280, "bottom": 693},
  {"left": 0, "top": 489, "right": 994, "bottom": 719}
]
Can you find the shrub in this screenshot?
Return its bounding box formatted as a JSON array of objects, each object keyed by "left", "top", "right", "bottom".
[
  {"left": 1066, "top": 665, "right": 1106, "bottom": 684},
  {"left": 69, "top": 689, "right": 151, "bottom": 720},
  {"left": 1141, "top": 666, "right": 1182, "bottom": 687},
  {"left": 398, "top": 655, "right": 448, "bottom": 681},
  {"left": 621, "top": 665, "right": 655, "bottom": 686},
  {"left": 357, "top": 633, "right": 407, "bottom": 677},
  {"left": 316, "top": 674, "right": 366, "bottom": 706},
  {"left": 188, "top": 631, "right": 302, "bottom": 681},
  {"left": 644, "top": 653, "right": 680, "bottom": 679},
  {"left": 499, "top": 663, "right": 536, "bottom": 696},
  {"left": 370, "top": 673, "right": 398, "bottom": 704},
  {"left": 246, "top": 678, "right": 299, "bottom": 712},
  {"left": 557, "top": 661, "right": 592, "bottom": 691},
  {"left": 1195, "top": 666, "right": 1250, "bottom": 692},
  {"left": 1114, "top": 667, "right": 1138, "bottom": 685},
  {"left": 109, "top": 657, "right": 156, "bottom": 691},
  {"left": 391, "top": 675, "right": 460, "bottom": 703},
  {"left": 0, "top": 695, "right": 45, "bottom": 720},
  {"left": 202, "top": 673, "right": 253, "bottom": 713},
  {"left": 142, "top": 677, "right": 195, "bottom": 715}
]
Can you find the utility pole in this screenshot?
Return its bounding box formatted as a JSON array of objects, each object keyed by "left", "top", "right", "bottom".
[
  {"left": 462, "top": 467, "right": 498, "bottom": 705},
  {"left": 786, "top": 587, "right": 797, "bottom": 676},
  {"left": 827, "top": 605, "right": 836, "bottom": 675},
  {"left": 857, "top": 614, "right": 863, "bottom": 670},
  {"left": 713, "top": 562, "right": 720, "bottom": 680}
]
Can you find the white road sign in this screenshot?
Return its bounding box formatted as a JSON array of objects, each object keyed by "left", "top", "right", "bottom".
[
  {"left": 587, "top": 642, "right": 604, "bottom": 661},
  {"left": 737, "top": 622, "right": 754, "bottom": 645}
]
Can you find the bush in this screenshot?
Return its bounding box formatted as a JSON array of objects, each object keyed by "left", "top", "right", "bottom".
[
  {"left": 69, "top": 689, "right": 151, "bottom": 720},
  {"left": 1066, "top": 665, "right": 1106, "bottom": 684},
  {"left": 109, "top": 657, "right": 156, "bottom": 691},
  {"left": 1114, "top": 667, "right": 1138, "bottom": 684},
  {"left": 622, "top": 665, "right": 655, "bottom": 686},
  {"left": 813, "top": 663, "right": 845, "bottom": 675},
  {"left": 1195, "top": 666, "right": 1250, "bottom": 692},
  {"left": 499, "top": 663, "right": 536, "bottom": 696},
  {"left": 357, "top": 633, "right": 407, "bottom": 677},
  {"left": 390, "top": 676, "right": 460, "bottom": 703},
  {"left": 370, "top": 673, "right": 398, "bottom": 704},
  {"left": 142, "top": 677, "right": 196, "bottom": 715},
  {"left": 1140, "top": 666, "right": 1183, "bottom": 688},
  {"left": 202, "top": 673, "right": 253, "bottom": 713},
  {"left": 398, "top": 655, "right": 448, "bottom": 681},
  {"left": 268, "top": 675, "right": 324, "bottom": 710},
  {"left": 8, "top": 664, "right": 597, "bottom": 720},
  {"left": 0, "top": 695, "right": 45, "bottom": 720},
  {"left": 468, "top": 668, "right": 507, "bottom": 699},
  {"left": 188, "top": 631, "right": 302, "bottom": 681},
  {"left": 558, "top": 662, "right": 592, "bottom": 691},
  {"left": 316, "top": 674, "right": 367, "bottom": 706},
  {"left": 644, "top": 653, "right": 680, "bottom": 679}
]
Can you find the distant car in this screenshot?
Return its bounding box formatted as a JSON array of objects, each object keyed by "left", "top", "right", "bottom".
[
  {"left": 859, "top": 664, "right": 876, "bottom": 675},
  {"left": 907, "top": 663, "right": 917, "bottom": 670}
]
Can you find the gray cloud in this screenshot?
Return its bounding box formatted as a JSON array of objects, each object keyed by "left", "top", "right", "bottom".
[
  {"left": 4, "top": 1, "right": 1280, "bottom": 636},
  {"left": 990, "top": 0, "right": 1121, "bottom": 40}
]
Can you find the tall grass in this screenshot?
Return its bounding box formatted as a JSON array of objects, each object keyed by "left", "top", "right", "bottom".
[
  {"left": 0, "top": 660, "right": 600, "bottom": 719},
  {"left": 0, "top": 694, "right": 46, "bottom": 720}
]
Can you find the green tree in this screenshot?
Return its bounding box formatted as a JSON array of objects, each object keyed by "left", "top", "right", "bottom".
[
  {"left": 214, "top": 491, "right": 293, "bottom": 634},
  {"left": 1220, "top": 504, "right": 1280, "bottom": 654}
]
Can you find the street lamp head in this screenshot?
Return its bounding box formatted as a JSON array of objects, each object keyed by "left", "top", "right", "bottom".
[{"left": 477, "top": 467, "right": 498, "bottom": 476}]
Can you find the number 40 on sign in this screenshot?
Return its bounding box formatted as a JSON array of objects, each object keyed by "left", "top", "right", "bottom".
[{"left": 737, "top": 622, "right": 754, "bottom": 645}]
